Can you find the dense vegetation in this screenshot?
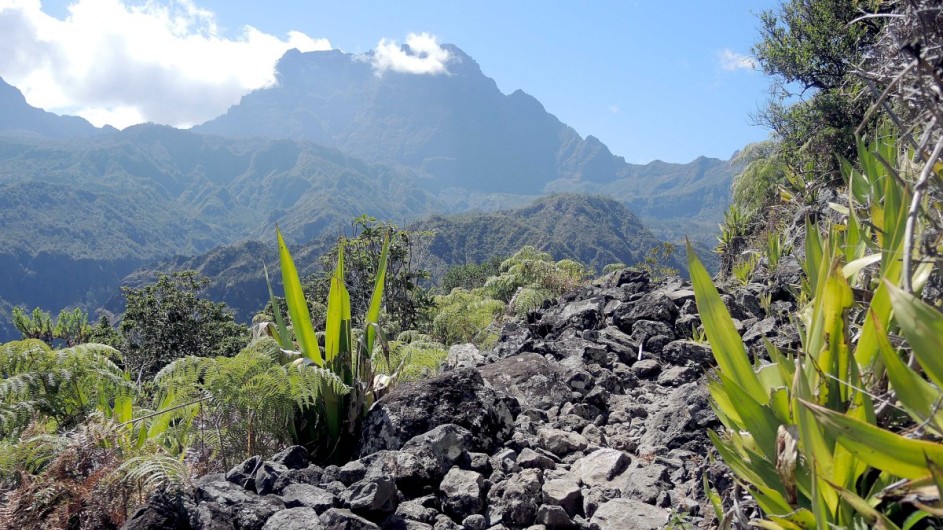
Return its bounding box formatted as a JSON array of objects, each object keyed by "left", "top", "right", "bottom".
[{"left": 704, "top": 0, "right": 943, "bottom": 527}]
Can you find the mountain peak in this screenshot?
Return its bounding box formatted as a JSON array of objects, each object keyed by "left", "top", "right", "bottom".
[{"left": 0, "top": 78, "right": 114, "bottom": 139}]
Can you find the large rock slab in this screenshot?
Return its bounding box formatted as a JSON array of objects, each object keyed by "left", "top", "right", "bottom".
[
  {"left": 479, "top": 353, "right": 572, "bottom": 409},
  {"left": 358, "top": 368, "right": 518, "bottom": 456},
  {"left": 589, "top": 498, "right": 668, "bottom": 530}
]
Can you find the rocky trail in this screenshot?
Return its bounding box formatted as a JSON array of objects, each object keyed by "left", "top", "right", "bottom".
[{"left": 124, "top": 266, "right": 801, "bottom": 530}]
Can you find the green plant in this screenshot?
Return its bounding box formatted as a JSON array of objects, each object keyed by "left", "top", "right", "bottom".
[
  {"left": 119, "top": 271, "right": 248, "bottom": 381},
  {"left": 260, "top": 227, "right": 391, "bottom": 462},
  {"left": 11, "top": 306, "right": 94, "bottom": 347},
  {"left": 431, "top": 289, "right": 505, "bottom": 347},
  {"left": 731, "top": 253, "right": 760, "bottom": 286},
  {"left": 0, "top": 340, "right": 130, "bottom": 438},
  {"left": 637, "top": 242, "right": 678, "bottom": 280},
  {"left": 765, "top": 231, "right": 788, "bottom": 272},
  {"left": 303, "top": 216, "right": 434, "bottom": 336},
  {"left": 686, "top": 131, "right": 943, "bottom": 528}
]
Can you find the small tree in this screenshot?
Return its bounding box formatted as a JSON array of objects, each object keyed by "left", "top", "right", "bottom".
[
  {"left": 304, "top": 216, "right": 434, "bottom": 336},
  {"left": 119, "top": 271, "right": 248, "bottom": 380}
]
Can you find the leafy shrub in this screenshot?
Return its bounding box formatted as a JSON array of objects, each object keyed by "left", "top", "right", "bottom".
[{"left": 120, "top": 271, "right": 248, "bottom": 380}]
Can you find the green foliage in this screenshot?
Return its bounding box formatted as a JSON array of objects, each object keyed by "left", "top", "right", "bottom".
[
  {"left": 153, "top": 337, "right": 347, "bottom": 463},
  {"left": 119, "top": 271, "right": 248, "bottom": 380},
  {"left": 11, "top": 306, "right": 94, "bottom": 347},
  {"left": 373, "top": 332, "right": 447, "bottom": 382},
  {"left": 689, "top": 131, "right": 943, "bottom": 527},
  {"left": 753, "top": 0, "right": 885, "bottom": 179},
  {"left": 0, "top": 340, "right": 129, "bottom": 438},
  {"left": 636, "top": 242, "right": 678, "bottom": 280},
  {"left": 431, "top": 289, "right": 505, "bottom": 348},
  {"left": 731, "top": 253, "right": 760, "bottom": 286},
  {"left": 441, "top": 256, "right": 504, "bottom": 293},
  {"left": 263, "top": 228, "right": 391, "bottom": 463},
  {"left": 303, "top": 217, "right": 434, "bottom": 337},
  {"left": 731, "top": 141, "right": 789, "bottom": 216}
]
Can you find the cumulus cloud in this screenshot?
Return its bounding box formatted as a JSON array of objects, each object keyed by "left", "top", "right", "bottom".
[
  {"left": 372, "top": 32, "right": 451, "bottom": 75},
  {"left": 718, "top": 49, "right": 756, "bottom": 71},
  {"left": 0, "top": 0, "right": 330, "bottom": 128}
]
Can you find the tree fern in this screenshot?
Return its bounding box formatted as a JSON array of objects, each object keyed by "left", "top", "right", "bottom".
[{"left": 0, "top": 340, "right": 130, "bottom": 437}]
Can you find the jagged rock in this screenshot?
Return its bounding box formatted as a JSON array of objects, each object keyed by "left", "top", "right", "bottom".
[
  {"left": 637, "top": 383, "right": 713, "bottom": 454},
  {"left": 541, "top": 479, "right": 582, "bottom": 516},
  {"left": 393, "top": 497, "right": 439, "bottom": 524},
  {"left": 195, "top": 502, "right": 236, "bottom": 530},
  {"left": 380, "top": 515, "right": 433, "bottom": 530},
  {"left": 254, "top": 462, "right": 289, "bottom": 495},
  {"left": 342, "top": 477, "right": 398, "bottom": 517},
  {"left": 121, "top": 490, "right": 193, "bottom": 530},
  {"left": 581, "top": 487, "right": 620, "bottom": 519},
  {"left": 262, "top": 507, "right": 323, "bottom": 530},
  {"left": 460, "top": 514, "right": 488, "bottom": 530},
  {"left": 537, "top": 428, "right": 588, "bottom": 456},
  {"left": 589, "top": 498, "right": 668, "bottom": 530},
  {"left": 272, "top": 445, "right": 310, "bottom": 470},
  {"left": 196, "top": 476, "right": 256, "bottom": 506},
  {"left": 569, "top": 449, "right": 630, "bottom": 488},
  {"left": 360, "top": 449, "right": 442, "bottom": 496},
  {"left": 516, "top": 448, "right": 556, "bottom": 470},
  {"left": 657, "top": 365, "right": 697, "bottom": 386},
  {"left": 320, "top": 508, "right": 380, "bottom": 530},
  {"left": 233, "top": 495, "right": 285, "bottom": 530},
  {"left": 620, "top": 463, "right": 669, "bottom": 504},
  {"left": 660, "top": 340, "right": 711, "bottom": 366},
  {"left": 536, "top": 504, "right": 575, "bottom": 529},
  {"left": 280, "top": 483, "right": 336, "bottom": 512},
  {"left": 479, "top": 353, "right": 572, "bottom": 409},
  {"left": 402, "top": 424, "right": 474, "bottom": 473},
  {"left": 339, "top": 460, "right": 368, "bottom": 485},
  {"left": 743, "top": 317, "right": 777, "bottom": 344},
  {"left": 630, "top": 359, "right": 661, "bottom": 378},
  {"left": 488, "top": 469, "right": 543, "bottom": 527},
  {"left": 439, "top": 468, "right": 485, "bottom": 519},
  {"left": 226, "top": 456, "right": 261, "bottom": 490},
  {"left": 358, "top": 369, "right": 518, "bottom": 456},
  {"left": 492, "top": 322, "right": 534, "bottom": 359},
  {"left": 444, "top": 344, "right": 485, "bottom": 370}
]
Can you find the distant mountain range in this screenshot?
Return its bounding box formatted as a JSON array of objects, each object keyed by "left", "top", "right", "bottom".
[
  {"left": 0, "top": 44, "right": 738, "bottom": 340},
  {"left": 119, "top": 194, "right": 686, "bottom": 324},
  {"left": 0, "top": 77, "right": 115, "bottom": 138}
]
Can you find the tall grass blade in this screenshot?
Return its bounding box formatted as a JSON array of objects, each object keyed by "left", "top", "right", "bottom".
[
  {"left": 687, "top": 240, "right": 766, "bottom": 402},
  {"left": 803, "top": 400, "right": 943, "bottom": 479},
  {"left": 263, "top": 261, "right": 292, "bottom": 350},
  {"left": 887, "top": 282, "right": 943, "bottom": 389},
  {"left": 277, "top": 228, "right": 322, "bottom": 366}
]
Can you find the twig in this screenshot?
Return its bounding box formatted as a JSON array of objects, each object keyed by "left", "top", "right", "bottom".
[
  {"left": 902, "top": 135, "right": 943, "bottom": 292},
  {"left": 117, "top": 394, "right": 213, "bottom": 427}
]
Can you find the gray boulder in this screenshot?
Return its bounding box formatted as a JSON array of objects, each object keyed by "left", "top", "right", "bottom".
[
  {"left": 438, "top": 467, "right": 485, "bottom": 519},
  {"left": 589, "top": 498, "right": 667, "bottom": 530},
  {"left": 358, "top": 369, "right": 518, "bottom": 456},
  {"left": 263, "top": 507, "right": 323, "bottom": 530}
]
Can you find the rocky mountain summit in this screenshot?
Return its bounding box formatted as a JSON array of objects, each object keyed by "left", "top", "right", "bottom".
[{"left": 123, "top": 265, "right": 801, "bottom": 530}]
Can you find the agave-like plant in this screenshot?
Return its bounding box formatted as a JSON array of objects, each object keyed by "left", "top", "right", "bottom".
[
  {"left": 261, "top": 227, "right": 391, "bottom": 462},
  {"left": 690, "top": 131, "right": 943, "bottom": 528}
]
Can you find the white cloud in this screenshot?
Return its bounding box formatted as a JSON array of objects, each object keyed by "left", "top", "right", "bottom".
[
  {"left": 0, "top": 0, "right": 331, "bottom": 128},
  {"left": 718, "top": 49, "right": 756, "bottom": 72},
  {"left": 608, "top": 104, "right": 620, "bottom": 114},
  {"left": 372, "top": 32, "right": 451, "bottom": 75}
]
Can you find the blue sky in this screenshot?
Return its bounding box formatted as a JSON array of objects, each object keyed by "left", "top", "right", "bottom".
[{"left": 3, "top": 0, "right": 779, "bottom": 164}]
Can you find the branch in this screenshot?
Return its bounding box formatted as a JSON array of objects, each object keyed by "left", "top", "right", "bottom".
[{"left": 902, "top": 135, "right": 943, "bottom": 293}]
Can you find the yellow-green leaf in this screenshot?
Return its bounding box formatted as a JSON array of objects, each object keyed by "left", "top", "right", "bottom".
[
  {"left": 804, "top": 400, "right": 943, "bottom": 479},
  {"left": 687, "top": 240, "right": 765, "bottom": 402},
  {"left": 887, "top": 282, "right": 943, "bottom": 389},
  {"left": 277, "top": 228, "right": 322, "bottom": 366}
]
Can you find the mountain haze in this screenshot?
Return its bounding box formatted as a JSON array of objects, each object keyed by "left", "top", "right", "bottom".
[
  {"left": 118, "top": 194, "right": 679, "bottom": 324},
  {"left": 0, "top": 77, "right": 114, "bottom": 138}
]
